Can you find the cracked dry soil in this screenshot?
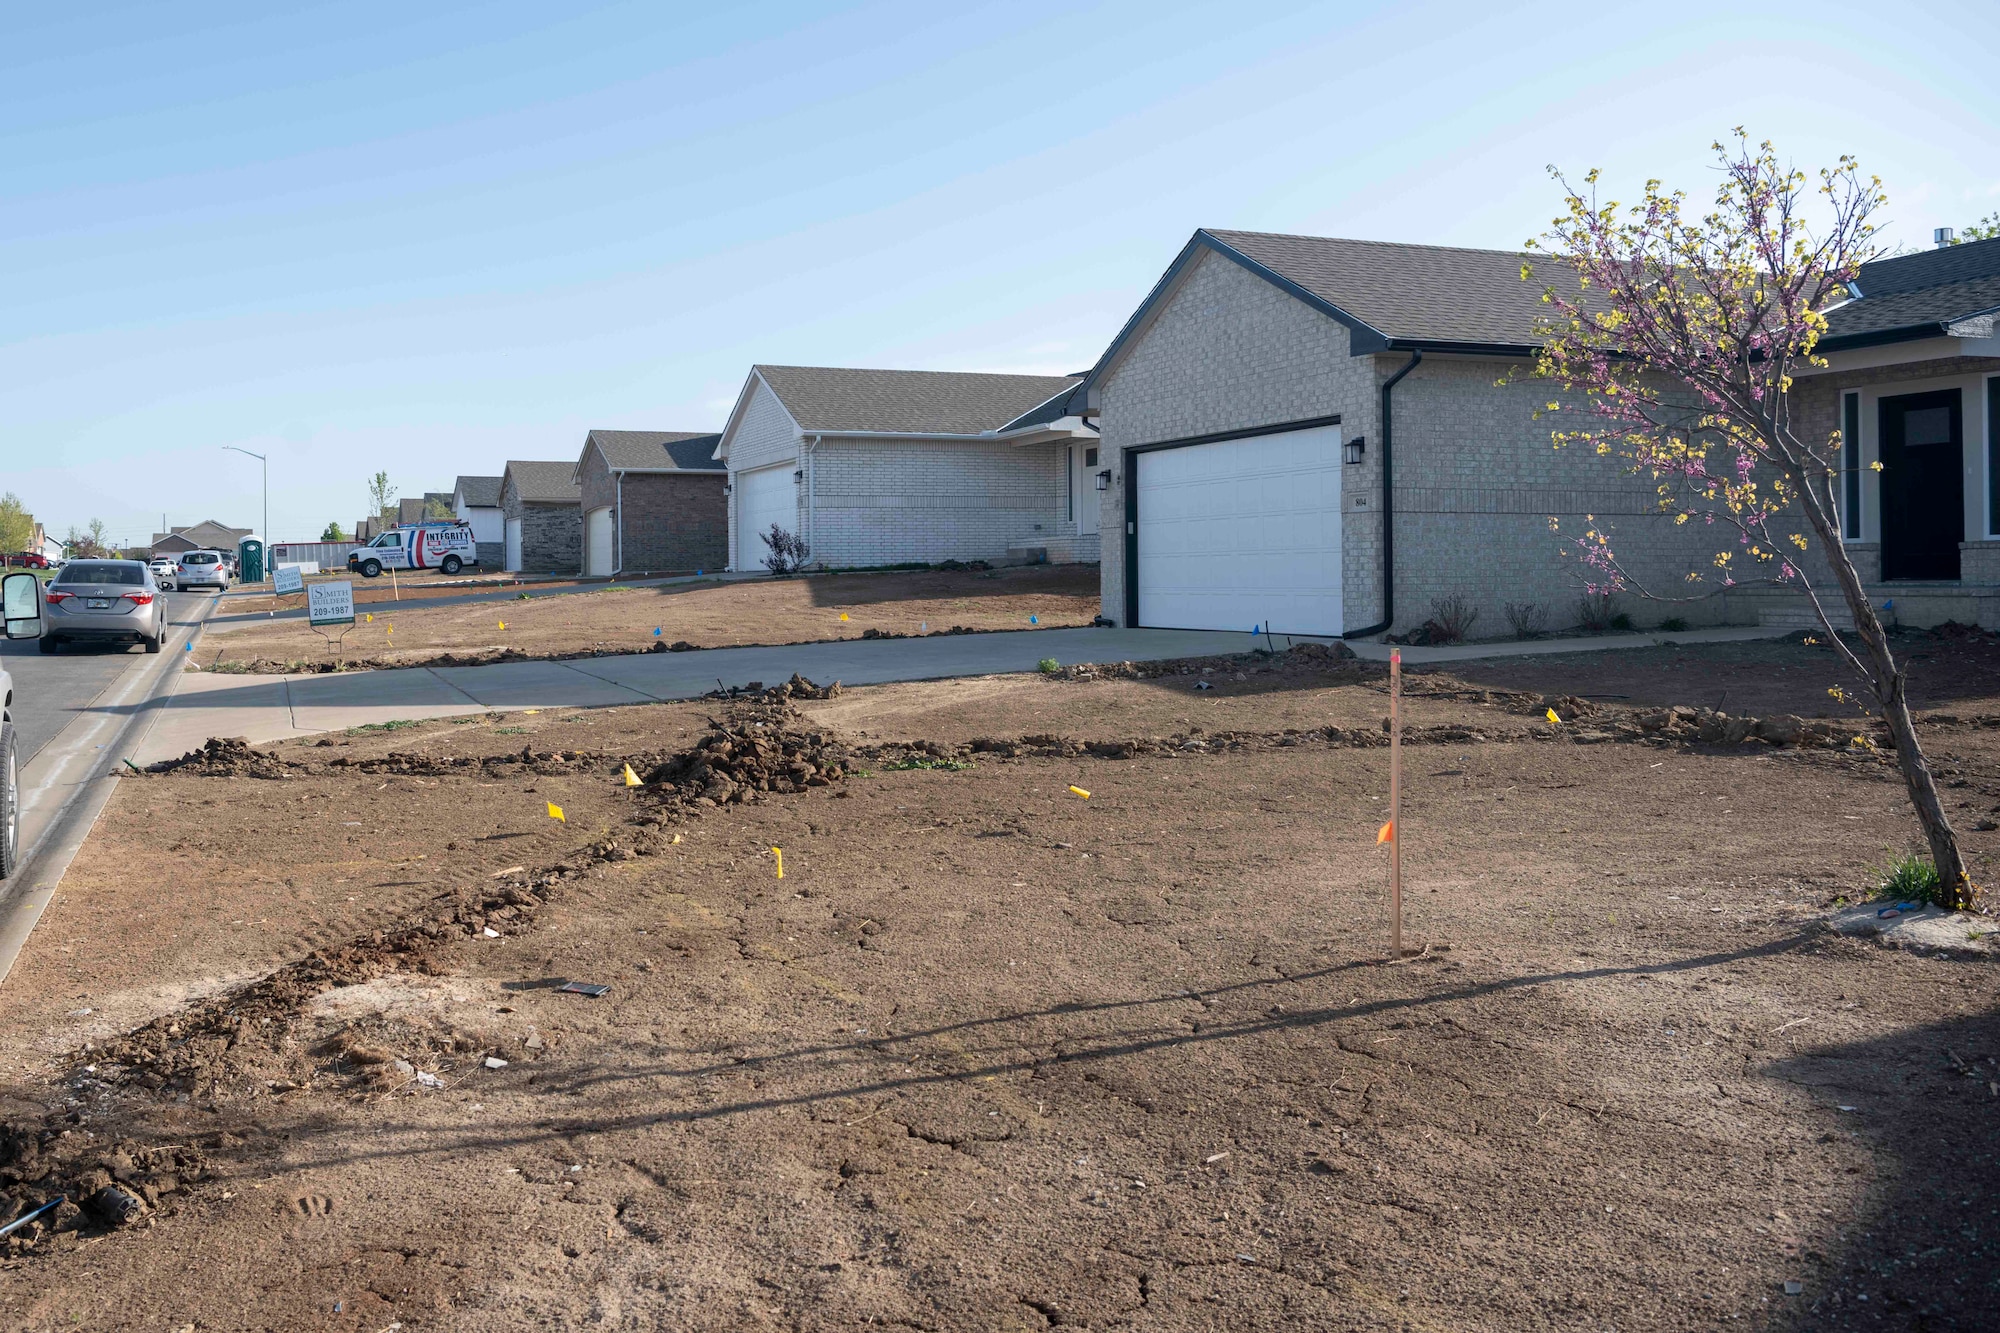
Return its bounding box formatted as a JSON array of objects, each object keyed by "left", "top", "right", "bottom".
[{"left": 1, "top": 640, "right": 1998, "bottom": 1331}]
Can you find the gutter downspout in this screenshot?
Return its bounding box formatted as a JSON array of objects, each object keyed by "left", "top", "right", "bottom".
[
  {"left": 1343, "top": 349, "right": 1422, "bottom": 640},
  {"left": 804, "top": 434, "right": 821, "bottom": 568},
  {"left": 614, "top": 470, "right": 624, "bottom": 576}
]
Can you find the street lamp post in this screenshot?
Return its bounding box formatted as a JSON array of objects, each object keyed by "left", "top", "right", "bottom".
[{"left": 221, "top": 446, "right": 267, "bottom": 576}]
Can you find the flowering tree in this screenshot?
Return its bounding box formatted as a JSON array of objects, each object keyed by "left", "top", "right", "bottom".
[{"left": 1524, "top": 132, "right": 1976, "bottom": 910}]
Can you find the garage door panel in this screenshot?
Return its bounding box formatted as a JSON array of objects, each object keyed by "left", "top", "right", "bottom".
[
  {"left": 1135, "top": 424, "right": 1342, "bottom": 636},
  {"left": 734, "top": 464, "right": 796, "bottom": 570}
]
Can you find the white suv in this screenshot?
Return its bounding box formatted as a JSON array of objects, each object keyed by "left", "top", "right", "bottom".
[
  {"left": 2, "top": 570, "right": 50, "bottom": 878},
  {"left": 175, "top": 550, "right": 230, "bottom": 592}
]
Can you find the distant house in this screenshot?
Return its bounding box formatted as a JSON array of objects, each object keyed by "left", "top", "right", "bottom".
[
  {"left": 148, "top": 519, "right": 251, "bottom": 559},
  {"left": 713, "top": 365, "right": 1100, "bottom": 572},
  {"left": 573, "top": 430, "right": 727, "bottom": 577},
  {"left": 499, "top": 461, "right": 582, "bottom": 573},
  {"left": 452, "top": 475, "right": 505, "bottom": 569}
]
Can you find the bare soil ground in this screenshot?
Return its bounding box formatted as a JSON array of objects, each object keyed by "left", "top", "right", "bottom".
[
  {"left": 202, "top": 565, "right": 1101, "bottom": 672},
  {"left": 2, "top": 635, "right": 1998, "bottom": 1331}
]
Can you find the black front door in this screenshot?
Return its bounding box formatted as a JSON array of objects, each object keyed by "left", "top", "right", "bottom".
[{"left": 1879, "top": 388, "right": 1964, "bottom": 581}]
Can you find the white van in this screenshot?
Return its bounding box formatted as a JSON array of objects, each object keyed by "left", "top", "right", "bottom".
[{"left": 347, "top": 523, "right": 478, "bottom": 578}]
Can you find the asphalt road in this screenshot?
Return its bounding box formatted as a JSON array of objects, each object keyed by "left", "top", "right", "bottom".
[{"left": 0, "top": 591, "right": 213, "bottom": 762}]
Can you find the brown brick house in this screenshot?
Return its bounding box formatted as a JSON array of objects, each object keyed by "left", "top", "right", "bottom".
[{"left": 573, "top": 430, "right": 726, "bottom": 576}]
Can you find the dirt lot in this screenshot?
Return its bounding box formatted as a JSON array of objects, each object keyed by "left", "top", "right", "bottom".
[
  {"left": 202, "top": 565, "right": 1101, "bottom": 672},
  {"left": 2, "top": 636, "right": 1997, "bottom": 1331}
]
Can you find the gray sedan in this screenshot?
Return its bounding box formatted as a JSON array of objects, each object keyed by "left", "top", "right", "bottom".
[{"left": 42, "top": 560, "right": 167, "bottom": 654}]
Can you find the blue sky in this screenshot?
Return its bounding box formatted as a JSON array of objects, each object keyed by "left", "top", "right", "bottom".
[{"left": 5, "top": 0, "right": 1996, "bottom": 546}]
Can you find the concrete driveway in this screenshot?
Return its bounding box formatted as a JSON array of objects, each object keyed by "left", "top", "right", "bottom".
[{"left": 134, "top": 627, "right": 1269, "bottom": 760}]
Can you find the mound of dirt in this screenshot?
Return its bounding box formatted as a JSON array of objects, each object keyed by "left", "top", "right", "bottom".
[
  {"left": 640, "top": 713, "right": 854, "bottom": 806},
  {"left": 143, "top": 737, "right": 297, "bottom": 779},
  {"left": 0, "top": 1132, "right": 208, "bottom": 1252}
]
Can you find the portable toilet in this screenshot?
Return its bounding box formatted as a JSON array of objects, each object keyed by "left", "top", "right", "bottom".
[{"left": 237, "top": 537, "right": 265, "bottom": 584}]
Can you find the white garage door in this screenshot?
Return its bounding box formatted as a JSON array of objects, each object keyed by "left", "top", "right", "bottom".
[
  {"left": 503, "top": 517, "right": 523, "bottom": 572},
  {"left": 734, "top": 464, "right": 796, "bottom": 571},
  {"left": 1135, "top": 423, "right": 1343, "bottom": 635},
  {"left": 584, "top": 506, "right": 614, "bottom": 577}
]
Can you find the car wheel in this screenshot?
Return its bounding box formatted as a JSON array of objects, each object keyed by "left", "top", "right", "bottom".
[
  {"left": 0, "top": 720, "right": 17, "bottom": 880},
  {"left": 145, "top": 628, "right": 162, "bottom": 653},
  {"left": 440, "top": 556, "right": 462, "bottom": 575},
  {"left": 38, "top": 636, "right": 59, "bottom": 654},
  {"left": 360, "top": 559, "right": 382, "bottom": 579}
]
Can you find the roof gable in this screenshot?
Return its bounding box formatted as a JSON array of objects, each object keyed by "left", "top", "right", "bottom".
[
  {"left": 754, "top": 364, "right": 1083, "bottom": 435},
  {"left": 454, "top": 475, "right": 503, "bottom": 508},
  {"left": 584, "top": 429, "right": 726, "bottom": 472},
  {"left": 503, "top": 460, "right": 582, "bottom": 504}
]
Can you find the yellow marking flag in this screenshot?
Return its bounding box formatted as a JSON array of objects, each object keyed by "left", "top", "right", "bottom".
[
  {"left": 1069, "top": 785, "right": 1090, "bottom": 799},
  {"left": 773, "top": 846, "right": 784, "bottom": 879},
  {"left": 1377, "top": 820, "right": 1395, "bottom": 845},
  {"left": 546, "top": 802, "right": 565, "bottom": 823},
  {"left": 1545, "top": 708, "right": 1561, "bottom": 725},
  {"left": 838, "top": 612, "right": 849, "bottom": 621},
  {"left": 622, "top": 764, "right": 642, "bottom": 787},
  {"left": 365, "top": 613, "right": 373, "bottom": 622},
  {"left": 498, "top": 620, "right": 506, "bottom": 629}
]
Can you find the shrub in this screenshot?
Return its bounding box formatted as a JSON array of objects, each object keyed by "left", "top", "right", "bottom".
[
  {"left": 1426, "top": 595, "right": 1479, "bottom": 645},
  {"left": 1659, "top": 616, "right": 1690, "bottom": 632},
  {"left": 1609, "top": 611, "right": 1636, "bottom": 631},
  {"left": 1504, "top": 601, "right": 1548, "bottom": 639},
  {"left": 1038, "top": 658, "right": 1061, "bottom": 675},
  {"left": 1879, "top": 853, "right": 1944, "bottom": 907},
  {"left": 761, "top": 525, "right": 811, "bottom": 576},
  {"left": 1575, "top": 592, "right": 1615, "bottom": 632}
]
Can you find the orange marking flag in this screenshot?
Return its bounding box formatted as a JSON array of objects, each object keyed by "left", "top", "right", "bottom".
[{"left": 1377, "top": 821, "right": 1395, "bottom": 845}]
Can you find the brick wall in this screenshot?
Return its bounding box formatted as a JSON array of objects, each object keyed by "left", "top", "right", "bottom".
[
  {"left": 501, "top": 475, "right": 580, "bottom": 574},
  {"left": 617, "top": 472, "right": 727, "bottom": 572},
  {"left": 1096, "top": 249, "right": 1375, "bottom": 624},
  {"left": 806, "top": 438, "right": 1071, "bottom": 567}
]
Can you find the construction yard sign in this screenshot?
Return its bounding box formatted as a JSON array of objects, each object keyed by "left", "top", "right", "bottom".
[{"left": 308, "top": 580, "right": 355, "bottom": 627}]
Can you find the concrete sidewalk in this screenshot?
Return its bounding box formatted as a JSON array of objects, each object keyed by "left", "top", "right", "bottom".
[{"left": 132, "top": 621, "right": 1788, "bottom": 763}]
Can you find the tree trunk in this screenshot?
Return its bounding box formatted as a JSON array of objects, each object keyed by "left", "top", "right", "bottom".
[{"left": 1799, "top": 486, "right": 1976, "bottom": 910}]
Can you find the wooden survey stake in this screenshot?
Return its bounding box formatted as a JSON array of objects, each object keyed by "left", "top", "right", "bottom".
[{"left": 1388, "top": 647, "right": 1403, "bottom": 957}]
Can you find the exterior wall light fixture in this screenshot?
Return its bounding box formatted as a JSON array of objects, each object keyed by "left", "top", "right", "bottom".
[
  {"left": 1345, "top": 436, "right": 1366, "bottom": 465},
  {"left": 1095, "top": 470, "right": 1112, "bottom": 491}
]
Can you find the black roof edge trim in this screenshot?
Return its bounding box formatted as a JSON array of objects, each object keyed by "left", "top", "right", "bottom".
[{"left": 1815, "top": 322, "right": 1953, "bottom": 353}]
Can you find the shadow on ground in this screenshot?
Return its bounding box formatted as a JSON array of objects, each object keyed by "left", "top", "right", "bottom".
[{"left": 1767, "top": 1006, "right": 2000, "bottom": 1329}]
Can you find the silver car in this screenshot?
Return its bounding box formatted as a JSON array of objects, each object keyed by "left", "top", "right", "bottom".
[
  {"left": 174, "top": 550, "right": 230, "bottom": 592},
  {"left": 42, "top": 559, "right": 167, "bottom": 654}
]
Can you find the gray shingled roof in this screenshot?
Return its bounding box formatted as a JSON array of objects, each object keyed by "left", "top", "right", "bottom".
[
  {"left": 1823, "top": 238, "right": 2000, "bottom": 346},
  {"left": 756, "top": 365, "right": 1082, "bottom": 435},
  {"left": 503, "top": 460, "right": 582, "bottom": 504},
  {"left": 454, "top": 475, "right": 503, "bottom": 507},
  {"left": 586, "top": 429, "right": 725, "bottom": 471},
  {"left": 1203, "top": 230, "right": 1553, "bottom": 350},
  {"left": 997, "top": 382, "right": 1090, "bottom": 432}
]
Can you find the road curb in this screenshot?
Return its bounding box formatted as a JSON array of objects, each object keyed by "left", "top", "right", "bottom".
[{"left": 0, "top": 599, "right": 213, "bottom": 984}]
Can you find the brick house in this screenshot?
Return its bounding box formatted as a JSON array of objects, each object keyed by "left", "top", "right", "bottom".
[
  {"left": 452, "top": 475, "right": 505, "bottom": 570},
  {"left": 573, "top": 430, "right": 727, "bottom": 576},
  {"left": 1075, "top": 229, "right": 1798, "bottom": 637},
  {"left": 499, "top": 461, "right": 581, "bottom": 574},
  {"left": 714, "top": 365, "right": 1101, "bottom": 572},
  {"left": 1786, "top": 233, "right": 2000, "bottom": 628}
]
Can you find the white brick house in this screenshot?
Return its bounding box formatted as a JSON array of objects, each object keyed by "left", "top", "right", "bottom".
[
  {"left": 713, "top": 365, "right": 1102, "bottom": 572},
  {"left": 1079, "top": 229, "right": 1772, "bottom": 638}
]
